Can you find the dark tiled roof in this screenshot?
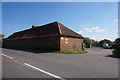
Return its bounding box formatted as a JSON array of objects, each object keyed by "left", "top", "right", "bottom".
[
  {"left": 7, "top": 21, "right": 83, "bottom": 40},
  {"left": 57, "top": 22, "right": 83, "bottom": 38}
]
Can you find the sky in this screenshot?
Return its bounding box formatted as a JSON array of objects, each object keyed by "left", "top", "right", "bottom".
[{"left": 2, "top": 2, "right": 118, "bottom": 41}]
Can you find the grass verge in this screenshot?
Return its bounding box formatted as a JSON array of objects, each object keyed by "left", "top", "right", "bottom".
[
  {"left": 55, "top": 50, "right": 88, "bottom": 54},
  {"left": 112, "top": 49, "right": 115, "bottom": 51}
]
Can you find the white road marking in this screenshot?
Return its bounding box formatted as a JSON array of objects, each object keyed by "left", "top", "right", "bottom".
[
  {"left": 12, "top": 59, "right": 18, "bottom": 63},
  {"left": 2, "top": 54, "right": 13, "bottom": 59},
  {"left": 2, "top": 54, "right": 65, "bottom": 79},
  {"left": 24, "top": 63, "right": 65, "bottom": 80}
]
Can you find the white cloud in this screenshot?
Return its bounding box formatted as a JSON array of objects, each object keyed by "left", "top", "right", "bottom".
[
  {"left": 85, "top": 34, "right": 117, "bottom": 42},
  {"left": 84, "top": 26, "right": 106, "bottom": 33},
  {"left": 114, "top": 19, "right": 119, "bottom": 22},
  {"left": 84, "top": 26, "right": 99, "bottom": 32},
  {"left": 93, "top": 26, "right": 99, "bottom": 30},
  {"left": 90, "top": 34, "right": 117, "bottom": 41},
  {"left": 100, "top": 35, "right": 118, "bottom": 41},
  {"left": 116, "top": 19, "right": 120, "bottom": 37},
  {"left": 108, "top": 35, "right": 118, "bottom": 41},
  {"left": 95, "top": 29, "right": 106, "bottom": 33},
  {"left": 77, "top": 31, "right": 83, "bottom": 34}
]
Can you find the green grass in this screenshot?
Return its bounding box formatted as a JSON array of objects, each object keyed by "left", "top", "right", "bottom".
[
  {"left": 55, "top": 50, "right": 88, "bottom": 54},
  {"left": 112, "top": 49, "right": 115, "bottom": 51}
]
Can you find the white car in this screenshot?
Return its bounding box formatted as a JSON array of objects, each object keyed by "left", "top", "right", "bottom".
[{"left": 103, "top": 43, "right": 109, "bottom": 48}]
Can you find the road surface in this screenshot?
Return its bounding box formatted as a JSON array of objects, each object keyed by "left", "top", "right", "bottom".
[{"left": 2, "top": 48, "right": 118, "bottom": 79}]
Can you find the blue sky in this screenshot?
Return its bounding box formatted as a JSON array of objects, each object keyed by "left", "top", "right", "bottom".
[{"left": 2, "top": 2, "right": 118, "bottom": 41}]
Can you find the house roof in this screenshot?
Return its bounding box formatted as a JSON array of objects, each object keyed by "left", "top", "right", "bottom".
[{"left": 6, "top": 21, "right": 83, "bottom": 40}]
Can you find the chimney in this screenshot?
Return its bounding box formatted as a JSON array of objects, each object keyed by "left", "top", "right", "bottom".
[{"left": 32, "top": 25, "right": 37, "bottom": 28}]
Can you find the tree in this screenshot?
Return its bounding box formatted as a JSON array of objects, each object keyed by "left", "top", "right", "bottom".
[
  {"left": 113, "top": 38, "right": 120, "bottom": 57},
  {"left": 0, "top": 34, "right": 4, "bottom": 39},
  {"left": 99, "top": 39, "right": 112, "bottom": 47},
  {"left": 83, "top": 37, "right": 92, "bottom": 48},
  {"left": 92, "top": 40, "right": 100, "bottom": 47},
  {"left": 114, "top": 38, "right": 120, "bottom": 50}
]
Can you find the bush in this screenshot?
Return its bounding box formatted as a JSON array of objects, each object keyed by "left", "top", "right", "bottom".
[
  {"left": 92, "top": 40, "right": 100, "bottom": 47},
  {"left": 113, "top": 38, "right": 120, "bottom": 57}
]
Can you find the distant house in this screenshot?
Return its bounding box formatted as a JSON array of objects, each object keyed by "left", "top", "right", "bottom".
[{"left": 3, "top": 21, "right": 84, "bottom": 51}]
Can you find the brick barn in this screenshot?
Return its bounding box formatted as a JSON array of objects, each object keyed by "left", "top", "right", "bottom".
[{"left": 3, "top": 21, "right": 84, "bottom": 51}]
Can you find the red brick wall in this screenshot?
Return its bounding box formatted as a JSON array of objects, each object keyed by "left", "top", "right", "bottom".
[
  {"left": 3, "top": 36, "right": 83, "bottom": 51},
  {"left": 3, "top": 35, "right": 60, "bottom": 51},
  {"left": 60, "top": 36, "right": 83, "bottom": 51}
]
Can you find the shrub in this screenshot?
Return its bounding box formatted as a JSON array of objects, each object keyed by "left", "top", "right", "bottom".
[{"left": 113, "top": 38, "right": 120, "bottom": 57}]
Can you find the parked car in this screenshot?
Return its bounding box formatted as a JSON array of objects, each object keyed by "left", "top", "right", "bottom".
[
  {"left": 103, "top": 43, "right": 109, "bottom": 48},
  {"left": 103, "top": 43, "right": 112, "bottom": 49}
]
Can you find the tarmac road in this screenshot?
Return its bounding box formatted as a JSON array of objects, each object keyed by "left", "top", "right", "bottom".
[{"left": 2, "top": 48, "right": 118, "bottom": 79}]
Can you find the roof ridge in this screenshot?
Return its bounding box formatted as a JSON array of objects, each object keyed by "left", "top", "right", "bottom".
[
  {"left": 56, "top": 21, "right": 62, "bottom": 35},
  {"left": 58, "top": 22, "right": 83, "bottom": 35},
  {"left": 6, "top": 21, "right": 83, "bottom": 40},
  {"left": 57, "top": 22, "right": 83, "bottom": 38},
  {"left": 36, "top": 21, "right": 58, "bottom": 28}
]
